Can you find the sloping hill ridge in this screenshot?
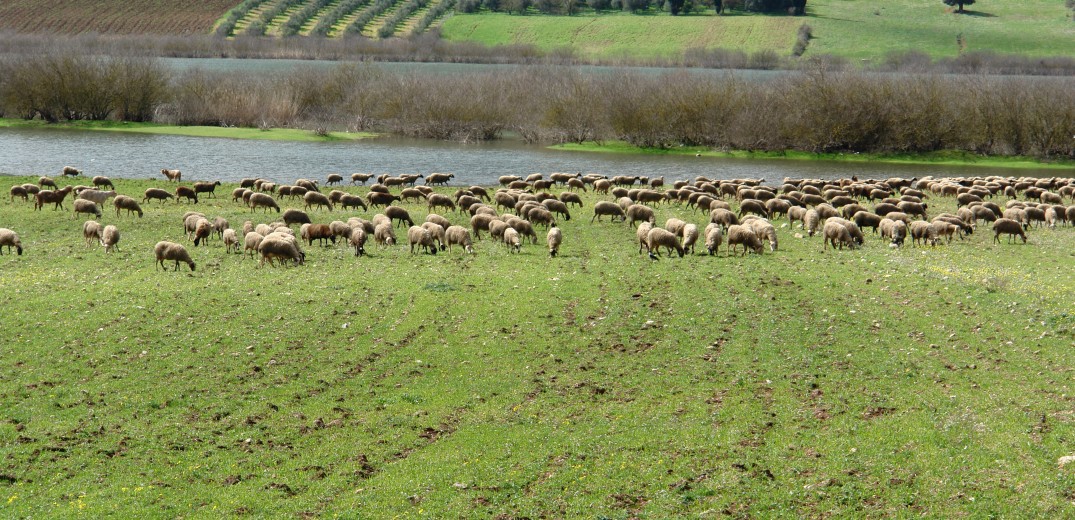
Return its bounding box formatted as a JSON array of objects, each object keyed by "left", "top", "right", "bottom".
[{"left": 0, "top": 0, "right": 236, "bottom": 35}]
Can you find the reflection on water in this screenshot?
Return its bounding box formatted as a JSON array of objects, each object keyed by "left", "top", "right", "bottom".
[{"left": 0, "top": 127, "right": 1064, "bottom": 186}]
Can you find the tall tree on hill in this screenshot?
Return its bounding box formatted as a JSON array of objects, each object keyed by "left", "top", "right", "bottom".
[
  {"left": 943, "top": 0, "right": 975, "bottom": 13},
  {"left": 668, "top": 0, "right": 685, "bottom": 15}
]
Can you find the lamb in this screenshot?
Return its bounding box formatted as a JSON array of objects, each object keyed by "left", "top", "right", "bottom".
[
  {"left": 77, "top": 189, "right": 116, "bottom": 206},
  {"left": 992, "top": 218, "right": 1027, "bottom": 244},
  {"left": 445, "top": 225, "right": 475, "bottom": 254},
  {"left": 547, "top": 224, "right": 562, "bottom": 257},
  {"left": 646, "top": 228, "right": 684, "bottom": 259},
  {"left": 248, "top": 193, "right": 280, "bottom": 213},
  {"left": 591, "top": 201, "right": 626, "bottom": 223},
  {"left": 704, "top": 223, "right": 723, "bottom": 256},
  {"left": 681, "top": 223, "right": 699, "bottom": 255},
  {"left": 636, "top": 221, "right": 654, "bottom": 254},
  {"left": 302, "top": 223, "right": 336, "bottom": 246},
  {"left": 83, "top": 220, "right": 102, "bottom": 245},
  {"left": 385, "top": 206, "right": 414, "bottom": 228},
  {"left": 303, "top": 191, "right": 334, "bottom": 211},
  {"left": 727, "top": 225, "right": 764, "bottom": 256},
  {"left": 154, "top": 241, "right": 195, "bottom": 271},
  {"left": 374, "top": 222, "right": 396, "bottom": 247},
  {"left": 192, "top": 218, "right": 213, "bottom": 246},
  {"left": 822, "top": 221, "right": 856, "bottom": 250},
  {"left": 91, "top": 176, "right": 114, "bottom": 190},
  {"left": 62, "top": 166, "right": 82, "bottom": 177},
  {"left": 100, "top": 225, "right": 120, "bottom": 253},
  {"left": 143, "top": 188, "right": 173, "bottom": 204},
  {"left": 36, "top": 185, "right": 74, "bottom": 210},
  {"left": 748, "top": 219, "right": 778, "bottom": 252},
  {"left": 193, "top": 181, "right": 221, "bottom": 198},
  {"left": 399, "top": 226, "right": 436, "bottom": 255},
  {"left": 73, "top": 199, "right": 102, "bottom": 220},
  {"left": 258, "top": 237, "right": 305, "bottom": 267},
  {"left": 160, "top": 169, "right": 182, "bottom": 182},
  {"left": 625, "top": 204, "right": 655, "bottom": 227}
]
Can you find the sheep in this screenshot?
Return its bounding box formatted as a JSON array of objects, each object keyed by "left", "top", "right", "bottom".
[
  {"left": 258, "top": 238, "right": 305, "bottom": 267},
  {"left": 930, "top": 221, "right": 958, "bottom": 244},
  {"left": 547, "top": 224, "right": 562, "bottom": 257},
  {"left": 625, "top": 204, "right": 655, "bottom": 227},
  {"left": 160, "top": 169, "right": 182, "bottom": 182},
  {"left": 108, "top": 195, "right": 142, "bottom": 218},
  {"left": 217, "top": 228, "right": 238, "bottom": 254},
  {"left": 1024, "top": 207, "right": 1047, "bottom": 228},
  {"left": 879, "top": 218, "right": 907, "bottom": 247},
  {"left": 527, "top": 207, "right": 556, "bottom": 229},
  {"left": 444, "top": 225, "right": 475, "bottom": 254},
  {"left": 803, "top": 209, "right": 820, "bottom": 236},
  {"left": 192, "top": 218, "right": 214, "bottom": 246},
  {"left": 682, "top": 223, "right": 699, "bottom": 255},
  {"left": 350, "top": 173, "right": 373, "bottom": 185},
  {"left": 62, "top": 166, "right": 82, "bottom": 177},
  {"left": 852, "top": 211, "right": 883, "bottom": 234},
  {"left": 193, "top": 181, "right": 221, "bottom": 198},
  {"left": 324, "top": 173, "right": 344, "bottom": 186},
  {"left": 278, "top": 209, "right": 310, "bottom": 227},
  {"left": 385, "top": 206, "right": 414, "bottom": 228},
  {"left": 303, "top": 191, "right": 334, "bottom": 211},
  {"left": 727, "top": 225, "right": 763, "bottom": 256},
  {"left": 748, "top": 219, "right": 778, "bottom": 252},
  {"left": 897, "top": 201, "right": 928, "bottom": 220},
  {"left": 36, "top": 176, "right": 57, "bottom": 190},
  {"left": 646, "top": 228, "right": 684, "bottom": 259},
  {"left": 346, "top": 227, "right": 368, "bottom": 257},
  {"left": 99, "top": 225, "right": 120, "bottom": 253},
  {"left": 704, "top": 223, "right": 723, "bottom": 256},
  {"left": 91, "top": 176, "right": 114, "bottom": 190},
  {"left": 542, "top": 199, "right": 572, "bottom": 221},
  {"left": 766, "top": 199, "right": 792, "bottom": 220},
  {"left": 77, "top": 189, "right": 117, "bottom": 206},
  {"left": 420, "top": 222, "right": 447, "bottom": 251},
  {"left": 366, "top": 192, "right": 399, "bottom": 208},
  {"left": 822, "top": 221, "right": 856, "bottom": 250},
  {"left": 992, "top": 218, "right": 1027, "bottom": 244},
  {"left": 302, "top": 223, "right": 336, "bottom": 246},
  {"left": 636, "top": 190, "right": 666, "bottom": 207},
  {"left": 249, "top": 193, "right": 280, "bottom": 213},
  {"left": 0, "top": 228, "right": 22, "bottom": 256},
  {"left": 508, "top": 219, "right": 538, "bottom": 244},
  {"left": 470, "top": 214, "right": 496, "bottom": 240},
  {"left": 738, "top": 199, "right": 769, "bottom": 219},
  {"left": 708, "top": 208, "right": 738, "bottom": 229},
  {"left": 73, "top": 199, "right": 102, "bottom": 220},
  {"left": 328, "top": 221, "right": 353, "bottom": 242},
  {"left": 636, "top": 221, "right": 654, "bottom": 254},
  {"left": 83, "top": 220, "right": 102, "bottom": 245},
  {"left": 36, "top": 185, "right": 74, "bottom": 210},
  {"left": 591, "top": 201, "right": 626, "bottom": 223},
  {"left": 425, "top": 173, "right": 454, "bottom": 186},
  {"left": 243, "top": 232, "right": 265, "bottom": 258},
  {"left": 489, "top": 220, "right": 510, "bottom": 242},
  {"left": 401, "top": 226, "right": 437, "bottom": 255},
  {"left": 371, "top": 214, "right": 390, "bottom": 230},
  {"left": 908, "top": 220, "right": 936, "bottom": 247},
  {"left": 9, "top": 185, "right": 29, "bottom": 202},
  {"left": 139, "top": 188, "right": 171, "bottom": 205},
  {"left": 559, "top": 192, "right": 583, "bottom": 208},
  {"left": 154, "top": 241, "right": 195, "bottom": 271},
  {"left": 374, "top": 222, "right": 396, "bottom": 248}
]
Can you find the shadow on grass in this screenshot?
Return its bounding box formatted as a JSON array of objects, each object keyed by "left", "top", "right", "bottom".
[{"left": 953, "top": 9, "right": 996, "bottom": 17}]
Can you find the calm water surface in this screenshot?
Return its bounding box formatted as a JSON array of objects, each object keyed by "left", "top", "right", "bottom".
[{"left": 0, "top": 128, "right": 1066, "bottom": 186}]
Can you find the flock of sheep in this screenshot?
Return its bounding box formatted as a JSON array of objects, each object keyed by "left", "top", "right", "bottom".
[{"left": 2, "top": 167, "right": 1073, "bottom": 270}]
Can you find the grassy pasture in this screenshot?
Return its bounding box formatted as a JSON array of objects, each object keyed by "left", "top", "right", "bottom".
[{"left": 0, "top": 173, "right": 1074, "bottom": 516}]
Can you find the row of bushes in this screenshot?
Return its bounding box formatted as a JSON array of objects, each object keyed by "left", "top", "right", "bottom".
[
  {"left": 1, "top": 50, "right": 1071, "bottom": 158},
  {"left": 280, "top": 0, "right": 335, "bottom": 36},
  {"left": 309, "top": 0, "right": 371, "bottom": 36},
  {"left": 378, "top": 0, "right": 432, "bottom": 38},
  {"left": 214, "top": 0, "right": 270, "bottom": 38},
  {"left": 244, "top": 0, "right": 305, "bottom": 36},
  {"left": 345, "top": 0, "right": 399, "bottom": 35},
  {"left": 411, "top": 0, "right": 457, "bottom": 35}
]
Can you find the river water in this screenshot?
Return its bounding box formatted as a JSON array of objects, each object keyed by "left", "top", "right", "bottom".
[{"left": 0, "top": 127, "right": 1066, "bottom": 186}]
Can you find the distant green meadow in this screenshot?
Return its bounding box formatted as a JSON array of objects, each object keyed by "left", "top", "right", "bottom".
[{"left": 0, "top": 173, "right": 1073, "bottom": 516}]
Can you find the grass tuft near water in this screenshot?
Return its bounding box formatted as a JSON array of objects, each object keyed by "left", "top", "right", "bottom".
[{"left": 0, "top": 173, "right": 1073, "bottom": 516}]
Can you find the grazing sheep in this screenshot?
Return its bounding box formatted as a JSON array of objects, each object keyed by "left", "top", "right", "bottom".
[
  {"left": 0, "top": 228, "right": 23, "bottom": 256},
  {"left": 193, "top": 181, "right": 221, "bottom": 198},
  {"left": 281, "top": 209, "right": 311, "bottom": 227},
  {"left": 727, "top": 225, "right": 763, "bottom": 256},
  {"left": 852, "top": 211, "right": 883, "bottom": 234},
  {"left": 822, "top": 221, "right": 856, "bottom": 250},
  {"left": 879, "top": 218, "right": 907, "bottom": 247},
  {"left": 83, "top": 220, "right": 102, "bottom": 245},
  {"left": 636, "top": 221, "right": 654, "bottom": 254},
  {"left": 39, "top": 176, "right": 57, "bottom": 189},
  {"left": 559, "top": 192, "right": 583, "bottom": 207},
  {"left": 930, "top": 221, "right": 958, "bottom": 244},
  {"left": 665, "top": 218, "right": 686, "bottom": 236},
  {"left": 160, "top": 169, "right": 182, "bottom": 182},
  {"left": 681, "top": 224, "right": 699, "bottom": 255},
  {"left": 91, "top": 176, "right": 114, "bottom": 190},
  {"left": 542, "top": 199, "right": 572, "bottom": 221},
  {"left": 332, "top": 194, "right": 366, "bottom": 212},
  {"left": 625, "top": 204, "right": 655, "bottom": 227},
  {"left": 374, "top": 222, "right": 396, "bottom": 248},
  {"left": 803, "top": 209, "right": 820, "bottom": 236},
  {"left": 258, "top": 237, "right": 305, "bottom": 267},
  {"left": 704, "top": 223, "right": 723, "bottom": 256},
  {"left": 346, "top": 227, "right": 368, "bottom": 256},
  {"left": 62, "top": 166, "right": 82, "bottom": 177},
  {"left": 141, "top": 188, "right": 172, "bottom": 205},
  {"left": 738, "top": 199, "right": 769, "bottom": 219},
  {"left": 302, "top": 223, "right": 336, "bottom": 246},
  {"left": 154, "top": 241, "right": 195, "bottom": 271},
  {"left": 36, "top": 185, "right": 74, "bottom": 210},
  {"left": 508, "top": 219, "right": 538, "bottom": 244},
  {"left": 709, "top": 208, "right": 739, "bottom": 229},
  {"left": 385, "top": 206, "right": 414, "bottom": 228},
  {"left": 77, "top": 189, "right": 116, "bottom": 206},
  {"left": 527, "top": 207, "right": 556, "bottom": 229},
  {"left": 222, "top": 228, "right": 239, "bottom": 254},
  {"left": 445, "top": 225, "right": 475, "bottom": 254},
  {"left": 547, "top": 224, "right": 562, "bottom": 257},
  {"left": 113, "top": 195, "right": 143, "bottom": 217},
  {"left": 748, "top": 219, "right": 778, "bottom": 252},
  {"left": 421, "top": 222, "right": 447, "bottom": 251},
  {"left": 303, "top": 191, "right": 334, "bottom": 211},
  {"left": 503, "top": 227, "right": 523, "bottom": 253},
  {"left": 992, "top": 218, "right": 1027, "bottom": 244},
  {"left": 908, "top": 221, "right": 936, "bottom": 247},
  {"left": 350, "top": 173, "right": 373, "bottom": 185},
  {"left": 470, "top": 213, "right": 496, "bottom": 240},
  {"left": 243, "top": 232, "right": 264, "bottom": 258},
  {"left": 191, "top": 218, "right": 213, "bottom": 246},
  {"left": 100, "top": 225, "right": 120, "bottom": 253},
  {"left": 73, "top": 199, "right": 102, "bottom": 220},
  {"left": 646, "top": 228, "right": 684, "bottom": 259},
  {"left": 489, "top": 220, "right": 510, "bottom": 242},
  {"left": 329, "top": 221, "right": 353, "bottom": 241},
  {"left": 591, "top": 201, "right": 626, "bottom": 223},
  {"left": 249, "top": 193, "right": 280, "bottom": 213},
  {"left": 366, "top": 192, "right": 399, "bottom": 208},
  {"left": 9, "top": 185, "right": 29, "bottom": 202}
]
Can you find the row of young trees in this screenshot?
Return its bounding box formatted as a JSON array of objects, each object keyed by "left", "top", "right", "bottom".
[
  {"left": 456, "top": 0, "right": 806, "bottom": 16},
  {"left": 0, "top": 51, "right": 1071, "bottom": 158}
]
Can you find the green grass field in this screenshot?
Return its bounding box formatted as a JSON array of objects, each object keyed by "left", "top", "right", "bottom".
[
  {"left": 1, "top": 173, "right": 1074, "bottom": 516},
  {"left": 441, "top": 0, "right": 1075, "bottom": 59}
]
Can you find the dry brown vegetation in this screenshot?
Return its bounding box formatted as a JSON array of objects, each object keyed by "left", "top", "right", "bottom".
[{"left": 0, "top": 0, "right": 235, "bottom": 35}]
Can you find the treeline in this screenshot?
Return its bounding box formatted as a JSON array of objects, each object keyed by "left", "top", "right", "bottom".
[{"left": 1, "top": 50, "right": 1072, "bottom": 158}]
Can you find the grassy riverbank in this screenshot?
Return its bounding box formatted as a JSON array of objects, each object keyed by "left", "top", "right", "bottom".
[
  {"left": 553, "top": 142, "right": 1075, "bottom": 170},
  {"left": 1, "top": 174, "right": 1073, "bottom": 516},
  {"left": 0, "top": 119, "right": 375, "bottom": 142}
]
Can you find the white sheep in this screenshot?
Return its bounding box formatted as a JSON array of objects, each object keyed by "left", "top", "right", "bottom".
[
  {"left": 0, "top": 228, "right": 24, "bottom": 255},
  {"left": 100, "top": 225, "right": 120, "bottom": 253},
  {"left": 83, "top": 220, "right": 102, "bottom": 246},
  {"left": 547, "top": 224, "right": 562, "bottom": 257},
  {"left": 223, "top": 229, "right": 239, "bottom": 254}
]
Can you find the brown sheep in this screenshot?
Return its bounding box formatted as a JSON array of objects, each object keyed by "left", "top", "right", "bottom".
[
  {"left": 625, "top": 204, "right": 655, "bottom": 227},
  {"left": 992, "top": 218, "right": 1027, "bottom": 244},
  {"left": 258, "top": 238, "right": 305, "bottom": 267},
  {"left": 727, "top": 225, "right": 763, "bottom": 256},
  {"left": 154, "top": 241, "right": 195, "bottom": 271},
  {"left": 62, "top": 166, "right": 82, "bottom": 177},
  {"left": 385, "top": 206, "right": 414, "bottom": 228},
  {"left": 350, "top": 173, "right": 373, "bottom": 185},
  {"left": 304, "top": 191, "right": 334, "bottom": 211},
  {"left": 73, "top": 199, "right": 102, "bottom": 220},
  {"left": 445, "top": 225, "right": 475, "bottom": 254},
  {"left": 822, "top": 221, "right": 855, "bottom": 250},
  {"left": 113, "top": 195, "right": 143, "bottom": 217},
  {"left": 302, "top": 223, "right": 336, "bottom": 246},
  {"left": 248, "top": 193, "right": 280, "bottom": 213},
  {"left": 427, "top": 193, "right": 456, "bottom": 213},
  {"left": 36, "top": 185, "right": 74, "bottom": 210},
  {"left": 470, "top": 213, "right": 496, "bottom": 239},
  {"left": 91, "top": 176, "right": 114, "bottom": 190},
  {"left": 704, "top": 223, "right": 723, "bottom": 256},
  {"left": 646, "top": 227, "right": 684, "bottom": 259},
  {"left": 175, "top": 186, "right": 198, "bottom": 204},
  {"left": 636, "top": 221, "right": 654, "bottom": 254},
  {"left": 194, "top": 181, "right": 221, "bottom": 198},
  {"left": 374, "top": 222, "right": 396, "bottom": 247},
  {"left": 83, "top": 220, "right": 102, "bottom": 245}
]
